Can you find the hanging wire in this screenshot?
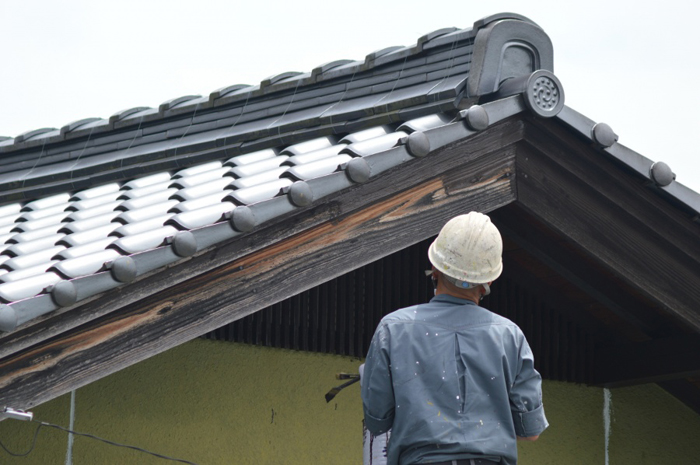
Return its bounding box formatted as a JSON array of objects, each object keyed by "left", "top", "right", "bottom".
[
  {"left": 327, "top": 66, "right": 359, "bottom": 131},
  {"left": 0, "top": 419, "right": 199, "bottom": 465},
  {"left": 429, "top": 33, "right": 462, "bottom": 95},
  {"left": 69, "top": 126, "right": 96, "bottom": 182},
  {"left": 274, "top": 78, "right": 302, "bottom": 137},
  {"left": 172, "top": 101, "right": 202, "bottom": 167},
  {"left": 224, "top": 89, "right": 252, "bottom": 135},
  {"left": 0, "top": 422, "right": 44, "bottom": 457},
  {"left": 19, "top": 136, "right": 48, "bottom": 189}
]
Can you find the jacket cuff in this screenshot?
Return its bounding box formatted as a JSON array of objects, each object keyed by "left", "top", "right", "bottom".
[
  {"left": 364, "top": 409, "right": 394, "bottom": 434},
  {"left": 512, "top": 404, "right": 548, "bottom": 437}
]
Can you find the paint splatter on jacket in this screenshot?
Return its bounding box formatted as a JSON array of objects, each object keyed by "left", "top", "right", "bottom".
[{"left": 362, "top": 294, "right": 548, "bottom": 465}]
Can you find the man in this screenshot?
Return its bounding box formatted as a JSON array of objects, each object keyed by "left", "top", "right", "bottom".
[{"left": 361, "top": 212, "right": 548, "bottom": 465}]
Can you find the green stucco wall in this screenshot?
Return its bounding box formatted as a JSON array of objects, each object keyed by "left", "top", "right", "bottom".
[{"left": 1, "top": 339, "right": 699, "bottom": 464}]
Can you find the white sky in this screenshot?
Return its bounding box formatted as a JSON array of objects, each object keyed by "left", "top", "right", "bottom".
[{"left": 1, "top": 0, "right": 698, "bottom": 192}]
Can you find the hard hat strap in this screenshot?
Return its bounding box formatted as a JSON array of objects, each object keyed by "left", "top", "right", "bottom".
[
  {"left": 425, "top": 269, "right": 491, "bottom": 298},
  {"left": 443, "top": 274, "right": 484, "bottom": 291}
]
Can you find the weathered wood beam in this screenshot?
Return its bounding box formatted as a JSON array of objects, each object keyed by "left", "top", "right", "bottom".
[
  {"left": 0, "top": 121, "right": 526, "bottom": 361},
  {"left": 0, "top": 129, "right": 519, "bottom": 409},
  {"left": 517, "top": 118, "right": 700, "bottom": 332},
  {"left": 594, "top": 334, "right": 700, "bottom": 387}
]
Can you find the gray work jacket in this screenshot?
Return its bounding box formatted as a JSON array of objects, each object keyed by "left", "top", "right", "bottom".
[{"left": 362, "top": 294, "right": 548, "bottom": 465}]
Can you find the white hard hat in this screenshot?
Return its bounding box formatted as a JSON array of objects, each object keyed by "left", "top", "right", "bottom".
[{"left": 428, "top": 212, "right": 503, "bottom": 288}]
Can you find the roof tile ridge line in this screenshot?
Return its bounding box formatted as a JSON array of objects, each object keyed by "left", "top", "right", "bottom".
[
  {"left": 427, "top": 32, "right": 464, "bottom": 97},
  {"left": 19, "top": 135, "right": 49, "bottom": 191},
  {"left": 377, "top": 29, "right": 469, "bottom": 112},
  {"left": 221, "top": 89, "right": 253, "bottom": 138},
  {"left": 121, "top": 116, "right": 145, "bottom": 168},
  {"left": 323, "top": 66, "right": 362, "bottom": 134},
  {"left": 68, "top": 125, "right": 97, "bottom": 183},
  {"left": 2, "top": 34, "right": 458, "bottom": 153},
  {"left": 269, "top": 78, "right": 303, "bottom": 136},
  {"left": 257, "top": 30, "right": 473, "bottom": 126},
  {"left": 554, "top": 105, "right": 700, "bottom": 215},
  {"left": 172, "top": 101, "right": 204, "bottom": 166},
  {"left": 372, "top": 54, "right": 410, "bottom": 113},
  {"left": 2, "top": 29, "right": 466, "bottom": 153}
]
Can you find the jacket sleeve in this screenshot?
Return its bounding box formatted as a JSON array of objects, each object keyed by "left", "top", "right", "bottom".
[
  {"left": 361, "top": 323, "right": 395, "bottom": 434},
  {"left": 509, "top": 333, "right": 549, "bottom": 438}
]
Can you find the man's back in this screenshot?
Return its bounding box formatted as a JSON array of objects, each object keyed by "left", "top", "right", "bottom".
[{"left": 362, "top": 294, "right": 547, "bottom": 465}]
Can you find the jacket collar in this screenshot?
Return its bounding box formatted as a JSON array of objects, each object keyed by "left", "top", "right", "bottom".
[{"left": 430, "top": 293, "right": 478, "bottom": 306}]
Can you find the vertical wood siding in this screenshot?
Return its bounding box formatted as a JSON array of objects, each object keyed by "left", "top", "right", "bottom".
[{"left": 204, "top": 238, "right": 594, "bottom": 383}]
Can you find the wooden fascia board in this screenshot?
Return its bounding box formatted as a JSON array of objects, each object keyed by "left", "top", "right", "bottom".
[
  {"left": 593, "top": 335, "right": 700, "bottom": 387},
  {"left": 0, "top": 121, "right": 521, "bottom": 410},
  {"left": 515, "top": 118, "right": 700, "bottom": 333}
]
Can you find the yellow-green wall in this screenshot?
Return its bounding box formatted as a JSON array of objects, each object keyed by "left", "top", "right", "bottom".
[{"left": 1, "top": 339, "right": 699, "bottom": 464}]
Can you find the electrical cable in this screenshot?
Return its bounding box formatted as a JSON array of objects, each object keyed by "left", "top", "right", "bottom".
[
  {"left": 0, "top": 422, "right": 44, "bottom": 457},
  {"left": 0, "top": 419, "right": 199, "bottom": 465}
]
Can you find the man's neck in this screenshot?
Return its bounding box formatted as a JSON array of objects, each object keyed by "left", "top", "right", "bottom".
[{"left": 435, "top": 282, "right": 480, "bottom": 304}]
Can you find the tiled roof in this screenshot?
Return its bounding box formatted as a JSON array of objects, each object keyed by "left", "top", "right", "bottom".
[
  {"left": 0, "top": 13, "right": 698, "bottom": 335},
  {"left": 0, "top": 27, "right": 475, "bottom": 204},
  {"left": 0, "top": 101, "right": 519, "bottom": 331}
]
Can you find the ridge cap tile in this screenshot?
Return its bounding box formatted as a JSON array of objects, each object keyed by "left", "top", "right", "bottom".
[
  {"left": 109, "top": 107, "right": 152, "bottom": 126},
  {"left": 60, "top": 118, "right": 103, "bottom": 136},
  {"left": 14, "top": 127, "right": 57, "bottom": 144},
  {"left": 209, "top": 84, "right": 251, "bottom": 103},
  {"left": 261, "top": 71, "right": 304, "bottom": 89},
  {"left": 158, "top": 95, "right": 202, "bottom": 115}
]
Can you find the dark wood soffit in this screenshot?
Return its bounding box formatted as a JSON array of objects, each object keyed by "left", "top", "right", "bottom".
[
  {"left": 657, "top": 379, "right": 700, "bottom": 415},
  {"left": 0, "top": 126, "right": 519, "bottom": 409},
  {"left": 492, "top": 205, "right": 672, "bottom": 339},
  {"left": 516, "top": 117, "right": 700, "bottom": 332}
]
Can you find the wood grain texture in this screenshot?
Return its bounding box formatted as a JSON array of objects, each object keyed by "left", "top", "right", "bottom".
[
  {"left": 0, "top": 129, "right": 518, "bottom": 409},
  {"left": 493, "top": 205, "right": 670, "bottom": 337},
  {"left": 517, "top": 118, "right": 700, "bottom": 332},
  {"left": 0, "top": 121, "right": 526, "bottom": 361}
]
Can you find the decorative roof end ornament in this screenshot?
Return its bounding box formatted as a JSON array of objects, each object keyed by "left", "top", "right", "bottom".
[{"left": 496, "top": 70, "right": 565, "bottom": 118}]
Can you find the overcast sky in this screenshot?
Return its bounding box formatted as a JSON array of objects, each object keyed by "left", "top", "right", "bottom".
[{"left": 1, "top": 0, "right": 698, "bottom": 192}]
